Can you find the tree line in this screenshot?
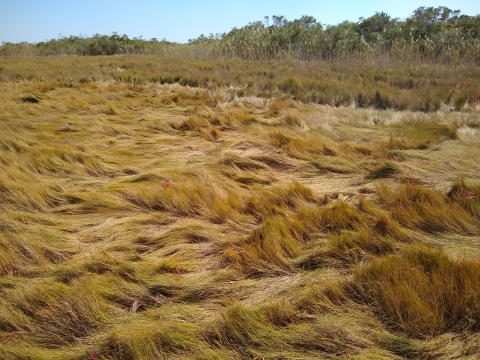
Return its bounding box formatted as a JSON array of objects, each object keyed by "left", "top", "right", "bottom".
[{"left": 1, "top": 6, "right": 479, "bottom": 63}]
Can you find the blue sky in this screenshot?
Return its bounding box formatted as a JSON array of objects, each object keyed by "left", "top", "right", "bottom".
[{"left": 1, "top": 1, "right": 479, "bottom": 44}]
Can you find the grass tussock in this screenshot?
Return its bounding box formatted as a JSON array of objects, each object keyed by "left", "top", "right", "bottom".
[
  {"left": 352, "top": 245, "right": 480, "bottom": 338},
  {"left": 448, "top": 178, "right": 480, "bottom": 217},
  {"left": 265, "top": 99, "right": 298, "bottom": 117},
  {"left": 377, "top": 182, "right": 476, "bottom": 234},
  {"left": 120, "top": 171, "right": 243, "bottom": 223},
  {"left": 239, "top": 217, "right": 301, "bottom": 274},
  {"left": 281, "top": 113, "right": 303, "bottom": 127},
  {"left": 205, "top": 107, "right": 257, "bottom": 128},
  {"left": 172, "top": 115, "right": 222, "bottom": 141},
  {"left": 1, "top": 278, "right": 109, "bottom": 346},
  {"left": 220, "top": 154, "right": 267, "bottom": 172},
  {"left": 268, "top": 130, "right": 337, "bottom": 159},
  {"left": 295, "top": 281, "right": 348, "bottom": 314},
  {"left": 388, "top": 115, "right": 453, "bottom": 149},
  {"left": 294, "top": 201, "right": 367, "bottom": 235},
  {"left": 327, "top": 231, "right": 395, "bottom": 265},
  {"left": 92, "top": 318, "right": 199, "bottom": 360},
  {"left": 237, "top": 198, "right": 406, "bottom": 274},
  {"left": 244, "top": 181, "right": 316, "bottom": 220},
  {"left": 208, "top": 301, "right": 368, "bottom": 358}
]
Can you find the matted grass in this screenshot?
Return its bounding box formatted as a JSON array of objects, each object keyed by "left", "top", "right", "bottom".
[{"left": 0, "top": 56, "right": 479, "bottom": 359}]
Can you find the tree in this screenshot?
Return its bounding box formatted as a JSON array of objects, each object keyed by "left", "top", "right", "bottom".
[
  {"left": 272, "top": 15, "right": 287, "bottom": 28},
  {"left": 296, "top": 15, "right": 320, "bottom": 29},
  {"left": 407, "top": 6, "right": 460, "bottom": 39},
  {"left": 453, "top": 15, "right": 480, "bottom": 38},
  {"left": 360, "top": 12, "right": 391, "bottom": 37}
]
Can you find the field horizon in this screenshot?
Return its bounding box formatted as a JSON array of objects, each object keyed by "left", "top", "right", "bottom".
[{"left": 0, "top": 55, "right": 479, "bottom": 359}]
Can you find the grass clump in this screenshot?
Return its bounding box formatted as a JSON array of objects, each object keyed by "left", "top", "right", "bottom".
[
  {"left": 352, "top": 245, "right": 480, "bottom": 338},
  {"left": 1, "top": 278, "right": 110, "bottom": 347},
  {"left": 239, "top": 217, "right": 301, "bottom": 274},
  {"left": 377, "top": 182, "right": 475, "bottom": 234},
  {"left": 244, "top": 181, "right": 315, "bottom": 220},
  {"left": 268, "top": 130, "right": 337, "bottom": 159},
  {"left": 327, "top": 231, "right": 395, "bottom": 265},
  {"left": 207, "top": 304, "right": 278, "bottom": 357},
  {"left": 448, "top": 178, "right": 480, "bottom": 217},
  {"left": 209, "top": 107, "right": 257, "bottom": 128},
  {"left": 208, "top": 301, "right": 368, "bottom": 358},
  {"left": 265, "top": 99, "right": 297, "bottom": 117},
  {"left": 295, "top": 281, "right": 348, "bottom": 314},
  {"left": 294, "top": 201, "right": 367, "bottom": 235},
  {"left": 172, "top": 115, "right": 222, "bottom": 141},
  {"left": 281, "top": 113, "right": 302, "bottom": 127},
  {"left": 389, "top": 115, "right": 452, "bottom": 149},
  {"left": 237, "top": 198, "right": 395, "bottom": 273},
  {"left": 93, "top": 317, "right": 199, "bottom": 360},
  {"left": 120, "top": 172, "right": 242, "bottom": 223},
  {"left": 220, "top": 155, "right": 266, "bottom": 171}
]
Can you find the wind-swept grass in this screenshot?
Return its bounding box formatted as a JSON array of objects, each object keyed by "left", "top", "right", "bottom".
[
  {"left": 351, "top": 245, "right": 480, "bottom": 338},
  {"left": 376, "top": 182, "right": 476, "bottom": 234},
  {"left": 118, "top": 171, "right": 244, "bottom": 223},
  {"left": 1, "top": 278, "right": 110, "bottom": 346},
  {"left": 0, "top": 56, "right": 479, "bottom": 359},
  {"left": 448, "top": 178, "right": 480, "bottom": 217}
]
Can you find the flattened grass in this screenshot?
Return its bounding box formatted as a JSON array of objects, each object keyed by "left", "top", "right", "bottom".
[{"left": 0, "top": 60, "right": 479, "bottom": 359}]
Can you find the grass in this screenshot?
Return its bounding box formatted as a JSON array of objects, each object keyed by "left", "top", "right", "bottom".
[
  {"left": 376, "top": 182, "right": 477, "bottom": 234},
  {"left": 0, "top": 55, "right": 479, "bottom": 359},
  {"left": 1, "top": 56, "right": 480, "bottom": 112},
  {"left": 352, "top": 245, "right": 480, "bottom": 338}
]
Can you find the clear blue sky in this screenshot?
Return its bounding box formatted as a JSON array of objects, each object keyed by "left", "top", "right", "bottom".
[{"left": 1, "top": 1, "right": 479, "bottom": 44}]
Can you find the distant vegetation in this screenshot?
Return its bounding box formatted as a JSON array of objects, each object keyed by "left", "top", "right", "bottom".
[{"left": 1, "top": 6, "right": 480, "bottom": 63}]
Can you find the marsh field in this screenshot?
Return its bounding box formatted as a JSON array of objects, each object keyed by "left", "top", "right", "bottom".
[{"left": 0, "top": 55, "right": 479, "bottom": 359}]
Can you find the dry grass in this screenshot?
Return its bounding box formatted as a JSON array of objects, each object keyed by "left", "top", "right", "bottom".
[
  {"left": 352, "top": 245, "right": 480, "bottom": 338},
  {"left": 0, "top": 56, "right": 479, "bottom": 359},
  {"left": 376, "top": 182, "right": 478, "bottom": 234},
  {"left": 2, "top": 56, "right": 480, "bottom": 112}
]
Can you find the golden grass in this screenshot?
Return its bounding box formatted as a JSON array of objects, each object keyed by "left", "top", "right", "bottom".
[
  {"left": 0, "top": 56, "right": 479, "bottom": 359},
  {"left": 2, "top": 56, "right": 480, "bottom": 112},
  {"left": 352, "top": 245, "right": 480, "bottom": 338},
  {"left": 376, "top": 182, "right": 477, "bottom": 234}
]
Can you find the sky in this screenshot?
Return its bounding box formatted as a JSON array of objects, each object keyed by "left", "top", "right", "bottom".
[{"left": 1, "top": 1, "right": 479, "bottom": 44}]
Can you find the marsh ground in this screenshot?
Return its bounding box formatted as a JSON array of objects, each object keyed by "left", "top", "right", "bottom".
[{"left": 0, "top": 57, "right": 479, "bottom": 359}]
